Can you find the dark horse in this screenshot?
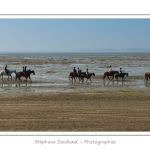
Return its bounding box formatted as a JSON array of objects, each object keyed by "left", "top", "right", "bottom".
[
  {"left": 69, "top": 70, "right": 82, "bottom": 82},
  {"left": 80, "top": 73, "right": 95, "bottom": 82},
  {"left": 15, "top": 69, "right": 35, "bottom": 82},
  {"left": 114, "top": 73, "right": 128, "bottom": 81},
  {"left": 103, "top": 71, "right": 119, "bottom": 80},
  {"left": 145, "top": 72, "right": 150, "bottom": 81}
]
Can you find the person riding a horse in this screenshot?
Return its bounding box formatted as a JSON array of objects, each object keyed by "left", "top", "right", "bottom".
[
  {"left": 109, "top": 65, "right": 112, "bottom": 73},
  {"left": 73, "top": 67, "right": 77, "bottom": 73},
  {"left": 77, "top": 67, "right": 80, "bottom": 75},
  {"left": 119, "top": 68, "right": 122, "bottom": 74},
  {"left": 23, "top": 66, "right": 27, "bottom": 75},
  {"left": 5, "top": 65, "right": 9, "bottom": 75},
  {"left": 86, "top": 68, "right": 89, "bottom": 76},
  {"left": 23, "top": 66, "right": 25, "bottom": 72},
  {"left": 25, "top": 66, "right": 27, "bottom": 72}
]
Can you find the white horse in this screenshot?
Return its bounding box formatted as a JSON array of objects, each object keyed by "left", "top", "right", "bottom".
[{"left": 0, "top": 70, "right": 16, "bottom": 81}]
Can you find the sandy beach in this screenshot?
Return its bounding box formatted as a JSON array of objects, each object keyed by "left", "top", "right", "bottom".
[
  {"left": 0, "top": 52, "right": 150, "bottom": 131},
  {"left": 0, "top": 91, "right": 150, "bottom": 131}
]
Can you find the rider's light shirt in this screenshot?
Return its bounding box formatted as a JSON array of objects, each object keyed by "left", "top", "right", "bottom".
[{"left": 109, "top": 68, "right": 112, "bottom": 72}]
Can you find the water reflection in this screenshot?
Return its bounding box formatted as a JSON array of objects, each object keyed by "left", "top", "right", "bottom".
[
  {"left": 144, "top": 80, "right": 150, "bottom": 87},
  {"left": 103, "top": 80, "right": 125, "bottom": 86},
  {"left": 0, "top": 83, "right": 13, "bottom": 88},
  {"left": 0, "top": 82, "right": 32, "bottom": 88},
  {"left": 15, "top": 82, "right": 32, "bottom": 87}
]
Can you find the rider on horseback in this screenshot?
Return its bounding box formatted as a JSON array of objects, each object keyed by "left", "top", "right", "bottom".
[
  {"left": 23, "top": 66, "right": 25, "bottom": 72},
  {"left": 25, "top": 66, "right": 27, "bottom": 74},
  {"left": 86, "top": 68, "right": 89, "bottom": 76},
  {"left": 25, "top": 66, "right": 27, "bottom": 72},
  {"left": 109, "top": 65, "right": 112, "bottom": 73},
  {"left": 5, "top": 65, "right": 9, "bottom": 75},
  {"left": 23, "top": 66, "right": 27, "bottom": 75},
  {"left": 77, "top": 67, "right": 80, "bottom": 75},
  {"left": 119, "top": 68, "right": 122, "bottom": 74},
  {"left": 73, "top": 67, "right": 77, "bottom": 74}
]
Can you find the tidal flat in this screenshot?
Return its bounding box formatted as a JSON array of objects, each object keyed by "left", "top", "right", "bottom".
[{"left": 0, "top": 52, "right": 150, "bottom": 131}]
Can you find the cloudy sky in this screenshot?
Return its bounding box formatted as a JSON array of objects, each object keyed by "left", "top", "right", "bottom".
[{"left": 0, "top": 19, "right": 150, "bottom": 53}]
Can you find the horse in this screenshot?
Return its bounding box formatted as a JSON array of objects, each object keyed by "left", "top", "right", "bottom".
[
  {"left": 114, "top": 73, "right": 129, "bottom": 81},
  {"left": 103, "top": 71, "right": 119, "bottom": 80},
  {"left": 80, "top": 73, "right": 95, "bottom": 82},
  {"left": 145, "top": 72, "right": 150, "bottom": 81},
  {"left": 0, "top": 70, "right": 16, "bottom": 81},
  {"left": 69, "top": 70, "right": 82, "bottom": 82},
  {"left": 15, "top": 69, "right": 35, "bottom": 82}
]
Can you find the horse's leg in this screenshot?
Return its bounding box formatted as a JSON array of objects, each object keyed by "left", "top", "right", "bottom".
[
  {"left": 25, "top": 77, "right": 28, "bottom": 82},
  {"left": 90, "top": 78, "right": 92, "bottom": 82},
  {"left": 86, "top": 78, "right": 88, "bottom": 82},
  {"left": 29, "top": 76, "right": 32, "bottom": 82},
  {"left": 117, "top": 77, "right": 119, "bottom": 81},
  {"left": 107, "top": 76, "right": 110, "bottom": 80},
  {"left": 110, "top": 76, "right": 113, "bottom": 81},
  {"left": 74, "top": 77, "right": 76, "bottom": 82},
  {"left": 81, "top": 77, "right": 84, "bottom": 83},
  {"left": 107, "top": 76, "right": 113, "bottom": 81}
]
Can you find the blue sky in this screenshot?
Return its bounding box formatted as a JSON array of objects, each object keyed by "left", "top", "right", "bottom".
[{"left": 0, "top": 19, "right": 150, "bottom": 52}]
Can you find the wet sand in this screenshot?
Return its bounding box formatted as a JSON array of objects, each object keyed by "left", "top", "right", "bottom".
[
  {"left": 0, "top": 91, "right": 150, "bottom": 131},
  {"left": 0, "top": 52, "right": 150, "bottom": 131}
]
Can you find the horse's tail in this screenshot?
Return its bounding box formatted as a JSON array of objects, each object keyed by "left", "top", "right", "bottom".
[
  {"left": 15, "top": 72, "right": 19, "bottom": 81},
  {"left": 15, "top": 74, "right": 17, "bottom": 80},
  {"left": 145, "top": 72, "right": 148, "bottom": 78},
  {"left": 69, "top": 73, "right": 72, "bottom": 80},
  {"left": 145, "top": 72, "right": 148, "bottom": 80},
  {"left": 103, "top": 73, "right": 106, "bottom": 79}
]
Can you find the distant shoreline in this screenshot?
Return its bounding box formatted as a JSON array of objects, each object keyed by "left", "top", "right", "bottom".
[{"left": 1, "top": 50, "right": 150, "bottom": 54}]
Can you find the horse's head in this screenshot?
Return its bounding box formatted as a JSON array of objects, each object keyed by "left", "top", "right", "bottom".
[
  {"left": 126, "top": 73, "right": 129, "bottom": 77},
  {"left": 92, "top": 73, "right": 95, "bottom": 76},
  {"left": 32, "top": 70, "right": 35, "bottom": 75}
]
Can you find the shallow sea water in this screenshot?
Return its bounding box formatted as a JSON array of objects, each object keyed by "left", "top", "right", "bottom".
[{"left": 0, "top": 52, "right": 150, "bottom": 93}]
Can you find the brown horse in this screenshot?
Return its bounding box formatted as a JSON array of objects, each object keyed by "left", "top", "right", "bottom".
[
  {"left": 69, "top": 70, "right": 82, "bottom": 82},
  {"left": 103, "top": 71, "right": 119, "bottom": 80},
  {"left": 145, "top": 72, "right": 150, "bottom": 81},
  {"left": 80, "top": 73, "right": 95, "bottom": 82},
  {"left": 15, "top": 69, "right": 35, "bottom": 82}
]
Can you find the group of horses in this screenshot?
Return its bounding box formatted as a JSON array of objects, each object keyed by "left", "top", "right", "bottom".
[
  {"left": 69, "top": 70, "right": 129, "bottom": 82},
  {"left": 69, "top": 69, "right": 150, "bottom": 82},
  {"left": 0, "top": 69, "right": 35, "bottom": 82},
  {"left": 1, "top": 68, "right": 150, "bottom": 83},
  {"left": 69, "top": 70, "right": 95, "bottom": 82}
]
